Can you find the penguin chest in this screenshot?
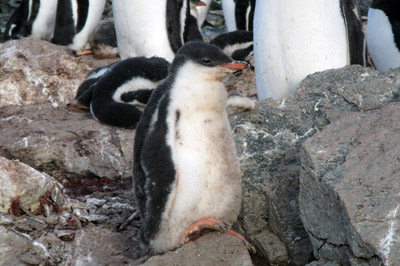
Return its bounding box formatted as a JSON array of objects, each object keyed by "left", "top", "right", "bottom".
[
  {"left": 166, "top": 110, "right": 242, "bottom": 222},
  {"left": 367, "top": 8, "right": 400, "bottom": 71}
]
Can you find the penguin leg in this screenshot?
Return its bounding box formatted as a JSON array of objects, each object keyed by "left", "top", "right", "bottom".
[
  {"left": 74, "top": 49, "right": 94, "bottom": 56},
  {"left": 180, "top": 218, "right": 256, "bottom": 253}
]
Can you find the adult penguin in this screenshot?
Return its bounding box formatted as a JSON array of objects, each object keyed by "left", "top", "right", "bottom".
[
  {"left": 254, "top": 0, "right": 366, "bottom": 100},
  {"left": 112, "top": 0, "right": 203, "bottom": 61},
  {"left": 222, "top": 0, "right": 256, "bottom": 32},
  {"left": 74, "top": 57, "right": 170, "bottom": 129},
  {"left": 133, "top": 42, "right": 253, "bottom": 253},
  {"left": 367, "top": 0, "right": 400, "bottom": 71},
  {"left": 51, "top": 0, "right": 106, "bottom": 55},
  {"left": 4, "top": 0, "right": 58, "bottom": 41}
]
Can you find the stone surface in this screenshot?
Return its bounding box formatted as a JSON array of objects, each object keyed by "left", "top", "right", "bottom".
[
  {"left": 142, "top": 232, "right": 253, "bottom": 266},
  {"left": 300, "top": 102, "right": 400, "bottom": 265},
  {"left": 252, "top": 229, "right": 288, "bottom": 265},
  {"left": 0, "top": 104, "right": 134, "bottom": 185},
  {"left": 229, "top": 65, "right": 400, "bottom": 265},
  {"left": 0, "top": 226, "right": 33, "bottom": 265},
  {"left": 0, "top": 38, "right": 118, "bottom": 107},
  {"left": 0, "top": 156, "right": 64, "bottom": 215}
]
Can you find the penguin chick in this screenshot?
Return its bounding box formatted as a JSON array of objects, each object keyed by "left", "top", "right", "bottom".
[
  {"left": 367, "top": 0, "right": 400, "bottom": 71},
  {"left": 4, "top": 0, "right": 58, "bottom": 41},
  {"left": 75, "top": 57, "right": 170, "bottom": 129},
  {"left": 133, "top": 41, "right": 251, "bottom": 253},
  {"left": 51, "top": 0, "right": 106, "bottom": 55},
  {"left": 210, "top": 30, "right": 253, "bottom": 61}
]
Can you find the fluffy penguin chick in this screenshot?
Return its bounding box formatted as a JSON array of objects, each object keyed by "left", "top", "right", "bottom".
[
  {"left": 133, "top": 42, "right": 248, "bottom": 253},
  {"left": 75, "top": 57, "right": 170, "bottom": 129}
]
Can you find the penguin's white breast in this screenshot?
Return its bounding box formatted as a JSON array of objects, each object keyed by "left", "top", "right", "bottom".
[
  {"left": 112, "top": 0, "right": 175, "bottom": 61},
  {"left": 254, "top": 0, "right": 349, "bottom": 100},
  {"left": 367, "top": 8, "right": 400, "bottom": 71},
  {"left": 30, "top": 0, "right": 58, "bottom": 40}
]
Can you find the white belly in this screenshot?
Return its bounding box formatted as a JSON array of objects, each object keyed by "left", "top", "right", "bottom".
[
  {"left": 222, "top": 0, "right": 237, "bottom": 32},
  {"left": 367, "top": 8, "right": 400, "bottom": 71},
  {"left": 112, "top": 0, "right": 175, "bottom": 61},
  {"left": 254, "top": 0, "right": 349, "bottom": 100},
  {"left": 30, "top": 0, "right": 58, "bottom": 40},
  {"left": 69, "top": 0, "right": 106, "bottom": 51}
]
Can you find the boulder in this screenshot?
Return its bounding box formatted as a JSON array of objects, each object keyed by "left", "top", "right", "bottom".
[
  {"left": 0, "top": 156, "right": 64, "bottom": 215},
  {"left": 0, "top": 38, "right": 118, "bottom": 107},
  {"left": 300, "top": 102, "right": 400, "bottom": 265},
  {"left": 229, "top": 65, "right": 400, "bottom": 264},
  {"left": 0, "top": 104, "right": 134, "bottom": 186},
  {"left": 142, "top": 232, "right": 253, "bottom": 266},
  {"left": 0, "top": 226, "right": 33, "bottom": 265}
]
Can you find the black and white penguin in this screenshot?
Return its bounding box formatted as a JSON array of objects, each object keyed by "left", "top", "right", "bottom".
[
  {"left": 222, "top": 0, "right": 256, "bottom": 32},
  {"left": 51, "top": 0, "right": 106, "bottom": 55},
  {"left": 190, "top": 0, "right": 211, "bottom": 27},
  {"left": 4, "top": 0, "right": 58, "bottom": 41},
  {"left": 133, "top": 42, "right": 251, "bottom": 253},
  {"left": 112, "top": 0, "right": 203, "bottom": 61},
  {"left": 254, "top": 0, "right": 366, "bottom": 100},
  {"left": 75, "top": 57, "right": 170, "bottom": 129},
  {"left": 210, "top": 30, "right": 253, "bottom": 61},
  {"left": 367, "top": 0, "right": 400, "bottom": 71}
]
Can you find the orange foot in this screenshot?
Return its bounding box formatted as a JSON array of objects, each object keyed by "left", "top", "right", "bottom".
[
  {"left": 74, "top": 49, "right": 93, "bottom": 56},
  {"left": 180, "top": 218, "right": 256, "bottom": 253}
]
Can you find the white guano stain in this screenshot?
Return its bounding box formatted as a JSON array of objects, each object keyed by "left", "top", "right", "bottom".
[{"left": 378, "top": 204, "right": 400, "bottom": 265}]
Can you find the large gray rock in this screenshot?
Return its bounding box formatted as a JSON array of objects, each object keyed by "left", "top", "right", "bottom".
[
  {"left": 0, "top": 156, "right": 64, "bottom": 215},
  {"left": 0, "top": 226, "right": 33, "bottom": 265},
  {"left": 300, "top": 102, "right": 400, "bottom": 265},
  {"left": 229, "top": 65, "right": 400, "bottom": 264},
  {"left": 142, "top": 232, "right": 253, "bottom": 266},
  {"left": 0, "top": 38, "right": 118, "bottom": 107},
  {"left": 0, "top": 104, "right": 134, "bottom": 183}
]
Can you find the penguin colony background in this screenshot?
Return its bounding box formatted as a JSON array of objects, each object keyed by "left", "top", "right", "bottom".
[{"left": 3, "top": 0, "right": 400, "bottom": 255}]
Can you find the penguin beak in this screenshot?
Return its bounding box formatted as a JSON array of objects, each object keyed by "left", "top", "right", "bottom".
[
  {"left": 217, "top": 61, "right": 249, "bottom": 70},
  {"left": 196, "top": 0, "right": 207, "bottom": 6}
]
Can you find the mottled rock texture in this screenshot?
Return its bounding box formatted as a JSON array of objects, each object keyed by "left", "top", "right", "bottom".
[
  {"left": 300, "top": 102, "right": 400, "bottom": 265},
  {"left": 230, "top": 65, "right": 400, "bottom": 265}
]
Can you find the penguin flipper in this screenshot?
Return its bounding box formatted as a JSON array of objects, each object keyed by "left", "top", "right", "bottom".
[
  {"left": 340, "top": 0, "right": 366, "bottom": 66},
  {"left": 52, "top": 0, "right": 75, "bottom": 45},
  {"left": 4, "top": 2, "right": 27, "bottom": 40}
]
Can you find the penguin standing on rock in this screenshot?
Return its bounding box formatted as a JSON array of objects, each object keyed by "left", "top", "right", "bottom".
[
  {"left": 254, "top": 0, "right": 366, "bottom": 100},
  {"left": 367, "top": 0, "right": 400, "bottom": 71},
  {"left": 112, "top": 0, "right": 202, "bottom": 61},
  {"left": 51, "top": 0, "right": 106, "bottom": 55},
  {"left": 4, "top": 0, "right": 58, "bottom": 41},
  {"left": 133, "top": 41, "right": 254, "bottom": 253},
  {"left": 74, "top": 57, "right": 170, "bottom": 129}
]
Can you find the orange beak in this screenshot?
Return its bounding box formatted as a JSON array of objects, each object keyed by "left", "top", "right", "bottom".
[
  {"left": 196, "top": 0, "right": 207, "bottom": 6},
  {"left": 217, "top": 61, "right": 249, "bottom": 70}
]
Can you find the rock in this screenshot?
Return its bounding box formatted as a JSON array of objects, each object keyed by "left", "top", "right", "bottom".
[
  {"left": 306, "top": 260, "right": 340, "bottom": 266},
  {"left": 252, "top": 229, "right": 288, "bottom": 265},
  {"left": 0, "top": 156, "right": 64, "bottom": 215},
  {"left": 0, "top": 38, "right": 118, "bottom": 107},
  {"left": 0, "top": 104, "right": 134, "bottom": 187},
  {"left": 300, "top": 102, "right": 400, "bottom": 265},
  {"left": 0, "top": 226, "right": 32, "bottom": 265},
  {"left": 229, "top": 65, "right": 400, "bottom": 264},
  {"left": 142, "top": 232, "right": 253, "bottom": 266},
  {"left": 67, "top": 224, "right": 140, "bottom": 265}
]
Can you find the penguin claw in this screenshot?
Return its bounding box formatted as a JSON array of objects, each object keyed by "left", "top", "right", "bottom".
[
  {"left": 180, "top": 218, "right": 231, "bottom": 244},
  {"left": 225, "top": 229, "right": 256, "bottom": 254}
]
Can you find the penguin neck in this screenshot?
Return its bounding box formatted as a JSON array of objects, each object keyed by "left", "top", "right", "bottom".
[{"left": 169, "top": 61, "right": 228, "bottom": 112}]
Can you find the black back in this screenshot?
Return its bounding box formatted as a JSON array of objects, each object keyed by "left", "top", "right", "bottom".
[
  {"left": 133, "top": 42, "right": 233, "bottom": 244},
  {"left": 52, "top": 0, "right": 75, "bottom": 44},
  {"left": 4, "top": 0, "right": 40, "bottom": 40},
  {"left": 210, "top": 30, "right": 253, "bottom": 49},
  {"left": 166, "top": 0, "right": 186, "bottom": 53},
  {"left": 89, "top": 57, "right": 170, "bottom": 129},
  {"left": 340, "top": 0, "right": 366, "bottom": 66},
  {"left": 371, "top": 0, "right": 400, "bottom": 50},
  {"left": 235, "top": 0, "right": 256, "bottom": 31}
]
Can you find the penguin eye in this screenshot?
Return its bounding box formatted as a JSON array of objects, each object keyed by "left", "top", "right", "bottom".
[{"left": 202, "top": 58, "right": 211, "bottom": 64}]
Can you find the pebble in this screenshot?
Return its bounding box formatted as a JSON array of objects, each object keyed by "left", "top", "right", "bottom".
[
  {"left": 55, "top": 229, "right": 75, "bottom": 241},
  {"left": 0, "top": 213, "right": 14, "bottom": 225}
]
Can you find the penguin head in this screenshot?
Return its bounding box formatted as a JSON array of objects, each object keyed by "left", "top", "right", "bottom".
[{"left": 170, "top": 41, "right": 249, "bottom": 79}]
